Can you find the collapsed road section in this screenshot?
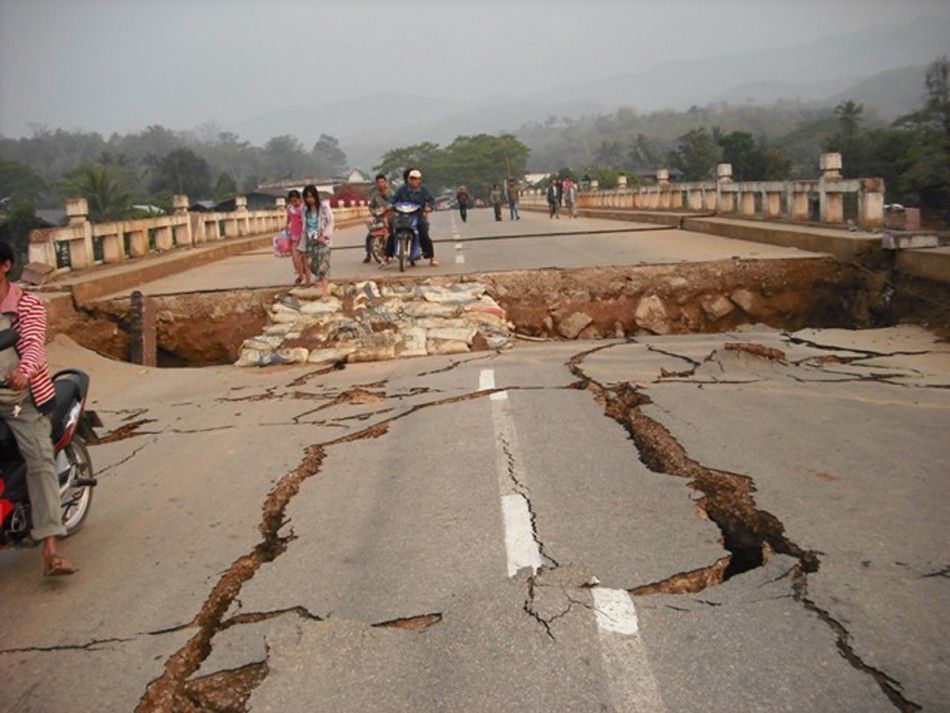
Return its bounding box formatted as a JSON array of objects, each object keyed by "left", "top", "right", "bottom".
[{"left": 51, "top": 256, "right": 885, "bottom": 367}]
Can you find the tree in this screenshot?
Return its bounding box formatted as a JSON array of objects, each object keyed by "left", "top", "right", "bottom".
[
  {"left": 0, "top": 201, "right": 45, "bottom": 279},
  {"left": 893, "top": 56, "right": 950, "bottom": 212},
  {"left": 214, "top": 172, "right": 238, "bottom": 200},
  {"left": 439, "top": 134, "right": 530, "bottom": 195},
  {"left": 57, "top": 164, "right": 134, "bottom": 221},
  {"left": 0, "top": 160, "right": 47, "bottom": 204},
  {"left": 374, "top": 142, "right": 442, "bottom": 183},
  {"left": 826, "top": 100, "right": 868, "bottom": 176},
  {"left": 148, "top": 148, "right": 212, "bottom": 199},
  {"left": 311, "top": 134, "right": 347, "bottom": 175},
  {"left": 669, "top": 128, "right": 722, "bottom": 181},
  {"left": 262, "top": 135, "right": 309, "bottom": 179}
]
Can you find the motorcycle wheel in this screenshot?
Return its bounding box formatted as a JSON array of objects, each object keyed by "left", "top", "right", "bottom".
[
  {"left": 370, "top": 234, "right": 387, "bottom": 264},
  {"left": 399, "top": 234, "right": 409, "bottom": 272},
  {"left": 60, "top": 437, "right": 94, "bottom": 536}
]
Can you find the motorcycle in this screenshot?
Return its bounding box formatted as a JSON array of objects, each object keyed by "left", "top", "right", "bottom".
[
  {"left": 366, "top": 214, "right": 389, "bottom": 265},
  {"left": 0, "top": 326, "right": 100, "bottom": 545},
  {"left": 391, "top": 201, "right": 424, "bottom": 272}
]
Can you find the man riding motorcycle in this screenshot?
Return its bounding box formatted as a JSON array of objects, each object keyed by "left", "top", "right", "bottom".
[
  {"left": 390, "top": 169, "right": 438, "bottom": 267},
  {"left": 364, "top": 173, "right": 392, "bottom": 264}
]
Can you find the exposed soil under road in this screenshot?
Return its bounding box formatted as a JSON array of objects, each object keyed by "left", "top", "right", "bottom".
[{"left": 48, "top": 256, "right": 941, "bottom": 367}]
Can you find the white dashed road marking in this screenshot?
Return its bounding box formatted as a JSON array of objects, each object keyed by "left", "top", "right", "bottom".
[{"left": 479, "top": 368, "right": 667, "bottom": 711}]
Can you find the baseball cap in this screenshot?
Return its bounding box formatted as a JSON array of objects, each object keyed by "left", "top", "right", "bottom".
[{"left": 408, "top": 170, "right": 422, "bottom": 179}]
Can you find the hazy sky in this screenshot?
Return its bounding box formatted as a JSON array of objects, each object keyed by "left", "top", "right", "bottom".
[{"left": 1, "top": 0, "right": 948, "bottom": 138}]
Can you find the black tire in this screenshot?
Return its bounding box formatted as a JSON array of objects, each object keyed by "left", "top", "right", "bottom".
[
  {"left": 398, "top": 233, "right": 409, "bottom": 272},
  {"left": 60, "top": 437, "right": 94, "bottom": 536},
  {"left": 370, "top": 233, "right": 386, "bottom": 264}
]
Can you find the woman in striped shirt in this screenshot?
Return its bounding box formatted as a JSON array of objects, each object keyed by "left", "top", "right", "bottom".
[{"left": 0, "top": 241, "right": 76, "bottom": 576}]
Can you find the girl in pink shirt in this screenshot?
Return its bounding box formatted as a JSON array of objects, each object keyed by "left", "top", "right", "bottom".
[{"left": 285, "top": 189, "right": 306, "bottom": 285}]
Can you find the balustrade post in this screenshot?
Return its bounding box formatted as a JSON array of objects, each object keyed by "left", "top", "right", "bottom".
[
  {"left": 858, "top": 177, "right": 885, "bottom": 228},
  {"left": 687, "top": 186, "right": 703, "bottom": 211},
  {"left": 716, "top": 164, "right": 733, "bottom": 213},
  {"left": 233, "top": 195, "right": 249, "bottom": 236},
  {"left": 101, "top": 222, "right": 125, "bottom": 263},
  {"left": 765, "top": 191, "right": 782, "bottom": 218},
  {"left": 64, "top": 198, "right": 94, "bottom": 269},
  {"left": 739, "top": 191, "right": 756, "bottom": 217},
  {"left": 154, "top": 223, "right": 173, "bottom": 251},
  {"left": 172, "top": 195, "right": 193, "bottom": 246},
  {"left": 819, "top": 153, "right": 843, "bottom": 224},
  {"left": 670, "top": 178, "right": 684, "bottom": 209}
]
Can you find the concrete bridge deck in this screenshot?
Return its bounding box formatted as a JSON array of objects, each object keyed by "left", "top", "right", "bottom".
[{"left": 99, "top": 208, "right": 822, "bottom": 299}]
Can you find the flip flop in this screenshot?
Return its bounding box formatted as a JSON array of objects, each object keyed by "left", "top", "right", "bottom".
[{"left": 43, "top": 554, "right": 77, "bottom": 577}]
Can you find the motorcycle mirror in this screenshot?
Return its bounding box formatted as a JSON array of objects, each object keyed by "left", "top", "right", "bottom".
[{"left": 0, "top": 328, "right": 19, "bottom": 351}]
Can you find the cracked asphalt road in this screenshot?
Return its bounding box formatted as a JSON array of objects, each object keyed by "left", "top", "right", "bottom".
[{"left": 0, "top": 325, "right": 946, "bottom": 712}]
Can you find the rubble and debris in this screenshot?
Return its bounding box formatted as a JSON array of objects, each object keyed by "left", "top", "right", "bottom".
[{"left": 235, "top": 281, "right": 514, "bottom": 368}]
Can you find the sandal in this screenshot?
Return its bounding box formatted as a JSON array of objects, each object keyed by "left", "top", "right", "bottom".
[
  {"left": 294, "top": 276, "right": 303, "bottom": 285},
  {"left": 43, "top": 554, "right": 77, "bottom": 577}
]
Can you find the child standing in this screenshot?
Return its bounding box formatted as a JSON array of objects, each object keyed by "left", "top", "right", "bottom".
[
  {"left": 285, "top": 190, "right": 306, "bottom": 285},
  {"left": 302, "top": 184, "right": 334, "bottom": 298}
]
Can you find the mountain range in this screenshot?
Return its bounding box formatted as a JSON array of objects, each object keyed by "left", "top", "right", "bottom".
[{"left": 227, "top": 16, "right": 949, "bottom": 170}]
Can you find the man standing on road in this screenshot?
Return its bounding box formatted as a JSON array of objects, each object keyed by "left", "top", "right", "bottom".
[
  {"left": 391, "top": 169, "right": 439, "bottom": 266},
  {"left": 546, "top": 175, "right": 561, "bottom": 219},
  {"left": 0, "top": 241, "right": 76, "bottom": 577},
  {"left": 564, "top": 178, "right": 578, "bottom": 218},
  {"left": 507, "top": 179, "right": 520, "bottom": 221},
  {"left": 490, "top": 183, "right": 503, "bottom": 222},
  {"left": 456, "top": 185, "right": 470, "bottom": 223}
]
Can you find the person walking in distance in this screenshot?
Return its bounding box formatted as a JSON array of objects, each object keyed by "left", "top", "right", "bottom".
[
  {"left": 546, "top": 175, "right": 561, "bottom": 219},
  {"left": 456, "top": 185, "right": 470, "bottom": 223},
  {"left": 564, "top": 177, "right": 578, "bottom": 218},
  {"left": 507, "top": 179, "right": 521, "bottom": 221},
  {"left": 302, "top": 184, "right": 334, "bottom": 299},
  {"left": 0, "top": 241, "right": 76, "bottom": 576},
  {"left": 391, "top": 169, "right": 438, "bottom": 266},
  {"left": 490, "top": 183, "right": 503, "bottom": 221}
]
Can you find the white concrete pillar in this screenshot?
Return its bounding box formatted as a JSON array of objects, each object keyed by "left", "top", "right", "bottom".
[
  {"left": 172, "top": 195, "right": 193, "bottom": 246},
  {"left": 154, "top": 224, "right": 173, "bottom": 251},
  {"left": 64, "top": 198, "right": 94, "bottom": 269},
  {"left": 687, "top": 188, "right": 703, "bottom": 211},
  {"left": 858, "top": 178, "right": 885, "bottom": 228},
  {"left": 740, "top": 192, "right": 756, "bottom": 216},
  {"left": 765, "top": 192, "right": 782, "bottom": 218},
  {"left": 101, "top": 223, "right": 125, "bottom": 263}
]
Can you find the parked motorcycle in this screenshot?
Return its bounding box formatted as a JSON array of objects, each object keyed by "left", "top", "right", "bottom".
[
  {"left": 0, "top": 327, "right": 100, "bottom": 545},
  {"left": 391, "top": 201, "right": 424, "bottom": 272}
]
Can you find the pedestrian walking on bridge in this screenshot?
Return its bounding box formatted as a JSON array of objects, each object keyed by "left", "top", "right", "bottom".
[
  {"left": 456, "top": 186, "right": 470, "bottom": 223},
  {"left": 507, "top": 179, "right": 520, "bottom": 220},
  {"left": 490, "top": 183, "right": 503, "bottom": 221},
  {"left": 546, "top": 176, "right": 561, "bottom": 219}
]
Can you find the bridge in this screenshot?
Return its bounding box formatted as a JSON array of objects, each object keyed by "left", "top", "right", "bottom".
[{"left": 1, "top": 154, "right": 948, "bottom": 712}]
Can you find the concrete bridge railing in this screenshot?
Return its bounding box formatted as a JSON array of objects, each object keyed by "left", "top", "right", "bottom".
[
  {"left": 521, "top": 153, "right": 885, "bottom": 229},
  {"left": 29, "top": 194, "right": 370, "bottom": 273}
]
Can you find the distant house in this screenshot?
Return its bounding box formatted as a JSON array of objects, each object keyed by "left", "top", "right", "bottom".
[
  {"left": 204, "top": 191, "right": 284, "bottom": 212},
  {"left": 346, "top": 169, "right": 370, "bottom": 184},
  {"left": 523, "top": 172, "right": 551, "bottom": 187}
]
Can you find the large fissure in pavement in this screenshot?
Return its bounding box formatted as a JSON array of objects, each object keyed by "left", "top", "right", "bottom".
[
  {"left": 60, "top": 257, "right": 886, "bottom": 366},
  {"left": 135, "top": 385, "right": 504, "bottom": 712},
  {"left": 568, "top": 343, "right": 922, "bottom": 712}
]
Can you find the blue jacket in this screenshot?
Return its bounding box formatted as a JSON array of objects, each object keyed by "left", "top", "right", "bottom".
[{"left": 391, "top": 183, "right": 435, "bottom": 212}]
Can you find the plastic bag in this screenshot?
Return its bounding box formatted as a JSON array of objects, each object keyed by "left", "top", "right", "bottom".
[{"left": 273, "top": 230, "right": 292, "bottom": 257}]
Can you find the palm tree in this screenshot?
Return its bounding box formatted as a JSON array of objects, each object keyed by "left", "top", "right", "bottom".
[
  {"left": 834, "top": 100, "right": 864, "bottom": 139},
  {"left": 58, "top": 164, "right": 133, "bottom": 221}
]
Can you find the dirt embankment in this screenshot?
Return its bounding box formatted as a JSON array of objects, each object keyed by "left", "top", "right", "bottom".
[{"left": 48, "top": 258, "right": 880, "bottom": 366}]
